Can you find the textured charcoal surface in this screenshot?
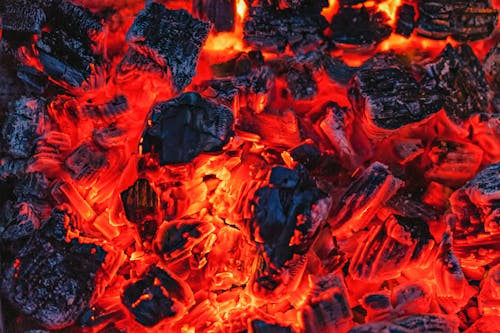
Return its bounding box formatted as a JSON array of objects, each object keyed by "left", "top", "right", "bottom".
[
  {"left": 120, "top": 178, "right": 158, "bottom": 223},
  {"left": 193, "top": 0, "right": 235, "bottom": 32},
  {"left": 244, "top": 6, "right": 328, "bottom": 53},
  {"left": 484, "top": 43, "right": 500, "bottom": 96},
  {"left": 323, "top": 55, "right": 358, "bottom": 85},
  {"left": 0, "top": 0, "right": 46, "bottom": 44},
  {"left": 348, "top": 65, "right": 436, "bottom": 131},
  {"left": 417, "top": 0, "right": 498, "bottom": 41},
  {"left": 45, "top": 0, "right": 103, "bottom": 39},
  {"left": 64, "top": 142, "right": 107, "bottom": 182},
  {"left": 422, "top": 44, "right": 489, "bottom": 121},
  {"left": 154, "top": 220, "right": 202, "bottom": 258},
  {"left": 330, "top": 6, "right": 392, "bottom": 47},
  {"left": 0, "top": 209, "right": 106, "bottom": 329},
  {"left": 122, "top": 266, "right": 187, "bottom": 327},
  {"left": 251, "top": 319, "right": 293, "bottom": 333},
  {"left": 395, "top": 4, "right": 415, "bottom": 37},
  {"left": 286, "top": 66, "right": 317, "bottom": 100},
  {"left": 1, "top": 97, "right": 44, "bottom": 159},
  {"left": 348, "top": 314, "right": 457, "bottom": 333},
  {"left": 142, "top": 92, "right": 234, "bottom": 165},
  {"left": 252, "top": 166, "right": 323, "bottom": 267},
  {"left": 126, "top": 2, "right": 211, "bottom": 91}
]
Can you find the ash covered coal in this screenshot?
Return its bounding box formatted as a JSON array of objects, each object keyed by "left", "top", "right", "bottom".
[
  {"left": 142, "top": 92, "right": 234, "bottom": 165},
  {"left": 126, "top": 2, "right": 211, "bottom": 91},
  {"left": 1, "top": 209, "right": 106, "bottom": 329}
]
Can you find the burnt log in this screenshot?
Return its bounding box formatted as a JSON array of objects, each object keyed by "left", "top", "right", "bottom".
[
  {"left": 1, "top": 97, "right": 44, "bottom": 159},
  {"left": 416, "top": 0, "right": 498, "bottom": 41},
  {"left": 243, "top": 6, "right": 328, "bottom": 53},
  {"left": 348, "top": 65, "right": 437, "bottom": 139},
  {"left": 450, "top": 162, "right": 500, "bottom": 237},
  {"left": 395, "top": 4, "right": 415, "bottom": 38},
  {"left": 329, "top": 162, "right": 403, "bottom": 237},
  {"left": 252, "top": 165, "right": 325, "bottom": 267},
  {"left": 120, "top": 178, "right": 158, "bottom": 224},
  {"left": 141, "top": 92, "right": 234, "bottom": 165},
  {"left": 422, "top": 44, "right": 489, "bottom": 121},
  {"left": 193, "top": 0, "right": 236, "bottom": 32},
  {"left": 122, "top": 266, "right": 192, "bottom": 327},
  {"left": 330, "top": 6, "right": 392, "bottom": 48},
  {"left": 1, "top": 209, "right": 106, "bottom": 329},
  {"left": 126, "top": 2, "right": 211, "bottom": 91}
]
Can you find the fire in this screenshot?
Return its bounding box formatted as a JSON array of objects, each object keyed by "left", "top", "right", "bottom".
[{"left": 0, "top": 0, "right": 499, "bottom": 332}]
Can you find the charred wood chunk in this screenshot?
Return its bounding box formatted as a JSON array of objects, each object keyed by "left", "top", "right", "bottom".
[
  {"left": 122, "top": 266, "right": 191, "bottom": 327},
  {"left": 0, "top": 157, "right": 27, "bottom": 181},
  {"left": 349, "top": 215, "right": 435, "bottom": 281},
  {"left": 14, "top": 172, "right": 50, "bottom": 201},
  {"left": 392, "top": 283, "right": 431, "bottom": 315},
  {"left": 362, "top": 293, "right": 392, "bottom": 322},
  {"left": 424, "top": 140, "right": 483, "bottom": 188},
  {"left": 302, "top": 274, "right": 353, "bottom": 332},
  {"left": 279, "top": 0, "right": 329, "bottom": 10},
  {"left": 450, "top": 162, "right": 500, "bottom": 237},
  {"left": 64, "top": 142, "right": 107, "bottom": 183},
  {"left": 142, "top": 92, "right": 234, "bottom": 165},
  {"left": 478, "top": 263, "right": 500, "bottom": 315},
  {"left": 251, "top": 319, "right": 292, "bottom": 333},
  {"left": 1, "top": 209, "right": 106, "bottom": 329},
  {"left": 417, "top": 0, "right": 498, "bottom": 41},
  {"left": 422, "top": 44, "right": 489, "bottom": 120},
  {"left": 323, "top": 55, "right": 357, "bottom": 85},
  {"left": 484, "top": 43, "right": 499, "bottom": 92},
  {"left": 395, "top": 4, "right": 415, "bottom": 37},
  {"left": 83, "top": 95, "right": 129, "bottom": 119},
  {"left": 211, "top": 51, "right": 265, "bottom": 78},
  {"left": 17, "top": 65, "right": 49, "bottom": 95},
  {"left": 289, "top": 143, "right": 321, "bottom": 170},
  {"left": 126, "top": 2, "right": 211, "bottom": 91},
  {"left": 243, "top": 6, "right": 327, "bottom": 53},
  {"left": 0, "top": 49, "right": 29, "bottom": 123},
  {"left": 286, "top": 66, "right": 317, "bottom": 100},
  {"left": 92, "top": 123, "right": 125, "bottom": 150},
  {"left": 0, "top": 0, "right": 46, "bottom": 44},
  {"left": 116, "top": 49, "right": 166, "bottom": 78},
  {"left": 349, "top": 66, "right": 434, "bottom": 138},
  {"left": 193, "top": 0, "right": 236, "bottom": 32},
  {"left": 252, "top": 166, "right": 324, "bottom": 267},
  {"left": 329, "top": 162, "right": 403, "bottom": 237},
  {"left": 330, "top": 6, "right": 392, "bottom": 48},
  {"left": 154, "top": 219, "right": 214, "bottom": 261},
  {"left": 0, "top": 201, "right": 40, "bottom": 242},
  {"left": 120, "top": 179, "right": 158, "bottom": 224},
  {"left": 1, "top": 97, "right": 44, "bottom": 159},
  {"left": 393, "top": 314, "right": 459, "bottom": 332}
]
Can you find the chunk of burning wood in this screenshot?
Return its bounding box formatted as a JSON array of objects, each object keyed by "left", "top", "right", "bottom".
[
  {"left": 395, "top": 4, "right": 416, "bottom": 38},
  {"left": 120, "top": 178, "right": 159, "bottom": 224},
  {"left": 193, "top": 0, "right": 236, "bottom": 32},
  {"left": 1, "top": 209, "right": 106, "bottom": 329},
  {"left": 126, "top": 2, "right": 211, "bottom": 91},
  {"left": 142, "top": 92, "right": 233, "bottom": 165},
  {"left": 251, "top": 319, "right": 292, "bottom": 333}
]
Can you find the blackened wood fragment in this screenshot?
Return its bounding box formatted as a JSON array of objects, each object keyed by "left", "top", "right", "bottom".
[
  {"left": 126, "top": 2, "right": 211, "bottom": 91},
  {"left": 122, "top": 266, "right": 190, "bottom": 327},
  {"left": 1, "top": 209, "right": 106, "bottom": 329},
  {"left": 243, "top": 6, "right": 327, "bottom": 53},
  {"left": 395, "top": 4, "right": 415, "bottom": 37},
  {"left": 193, "top": 0, "right": 236, "bottom": 32},
  {"left": 64, "top": 142, "right": 107, "bottom": 183},
  {"left": 251, "top": 320, "right": 292, "bottom": 333},
  {"left": 330, "top": 6, "right": 392, "bottom": 48},
  {"left": 120, "top": 179, "right": 158, "bottom": 224},
  {"left": 422, "top": 44, "right": 489, "bottom": 121},
  {"left": 417, "top": 0, "right": 498, "bottom": 41},
  {"left": 142, "top": 92, "right": 234, "bottom": 165},
  {"left": 0, "top": 0, "right": 45, "bottom": 45},
  {"left": 323, "top": 56, "right": 358, "bottom": 85}
]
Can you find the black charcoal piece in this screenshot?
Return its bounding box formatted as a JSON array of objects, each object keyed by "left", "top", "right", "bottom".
[
  {"left": 142, "top": 92, "right": 234, "bottom": 165},
  {"left": 120, "top": 179, "right": 158, "bottom": 224},
  {"left": 122, "top": 266, "right": 187, "bottom": 327},
  {"left": 0, "top": 0, "right": 45, "bottom": 44},
  {"left": 323, "top": 56, "right": 358, "bottom": 85},
  {"left": 417, "top": 0, "right": 498, "bottom": 41},
  {"left": 484, "top": 43, "right": 499, "bottom": 92},
  {"left": 116, "top": 49, "right": 166, "bottom": 78},
  {"left": 280, "top": 0, "right": 329, "bottom": 10},
  {"left": 193, "top": 0, "right": 235, "bottom": 32},
  {"left": 14, "top": 172, "right": 50, "bottom": 201},
  {"left": 395, "top": 4, "right": 415, "bottom": 37},
  {"left": 1, "top": 97, "right": 44, "bottom": 159},
  {"left": 243, "top": 6, "right": 328, "bottom": 53},
  {"left": 17, "top": 65, "right": 49, "bottom": 95},
  {"left": 253, "top": 165, "right": 323, "bottom": 267},
  {"left": 330, "top": 6, "right": 392, "bottom": 47},
  {"left": 1, "top": 209, "right": 106, "bottom": 329},
  {"left": 64, "top": 142, "right": 107, "bottom": 182},
  {"left": 1, "top": 201, "right": 40, "bottom": 242},
  {"left": 348, "top": 66, "right": 436, "bottom": 134},
  {"left": 290, "top": 143, "right": 321, "bottom": 170},
  {"left": 286, "top": 67, "right": 317, "bottom": 100},
  {"left": 422, "top": 44, "right": 489, "bottom": 120},
  {"left": 450, "top": 162, "right": 500, "bottom": 236},
  {"left": 251, "top": 320, "right": 292, "bottom": 333},
  {"left": 126, "top": 2, "right": 211, "bottom": 91},
  {"left": 393, "top": 314, "right": 458, "bottom": 332},
  {"left": 0, "top": 48, "right": 29, "bottom": 124}
]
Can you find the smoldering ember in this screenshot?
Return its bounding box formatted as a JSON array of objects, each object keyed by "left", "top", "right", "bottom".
[{"left": 0, "top": 0, "right": 498, "bottom": 332}]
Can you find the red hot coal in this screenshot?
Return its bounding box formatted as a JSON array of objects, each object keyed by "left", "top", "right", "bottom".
[{"left": 0, "top": 0, "right": 499, "bottom": 332}]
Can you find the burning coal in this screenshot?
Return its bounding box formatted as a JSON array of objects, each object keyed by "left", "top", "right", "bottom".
[{"left": 0, "top": 0, "right": 499, "bottom": 332}]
